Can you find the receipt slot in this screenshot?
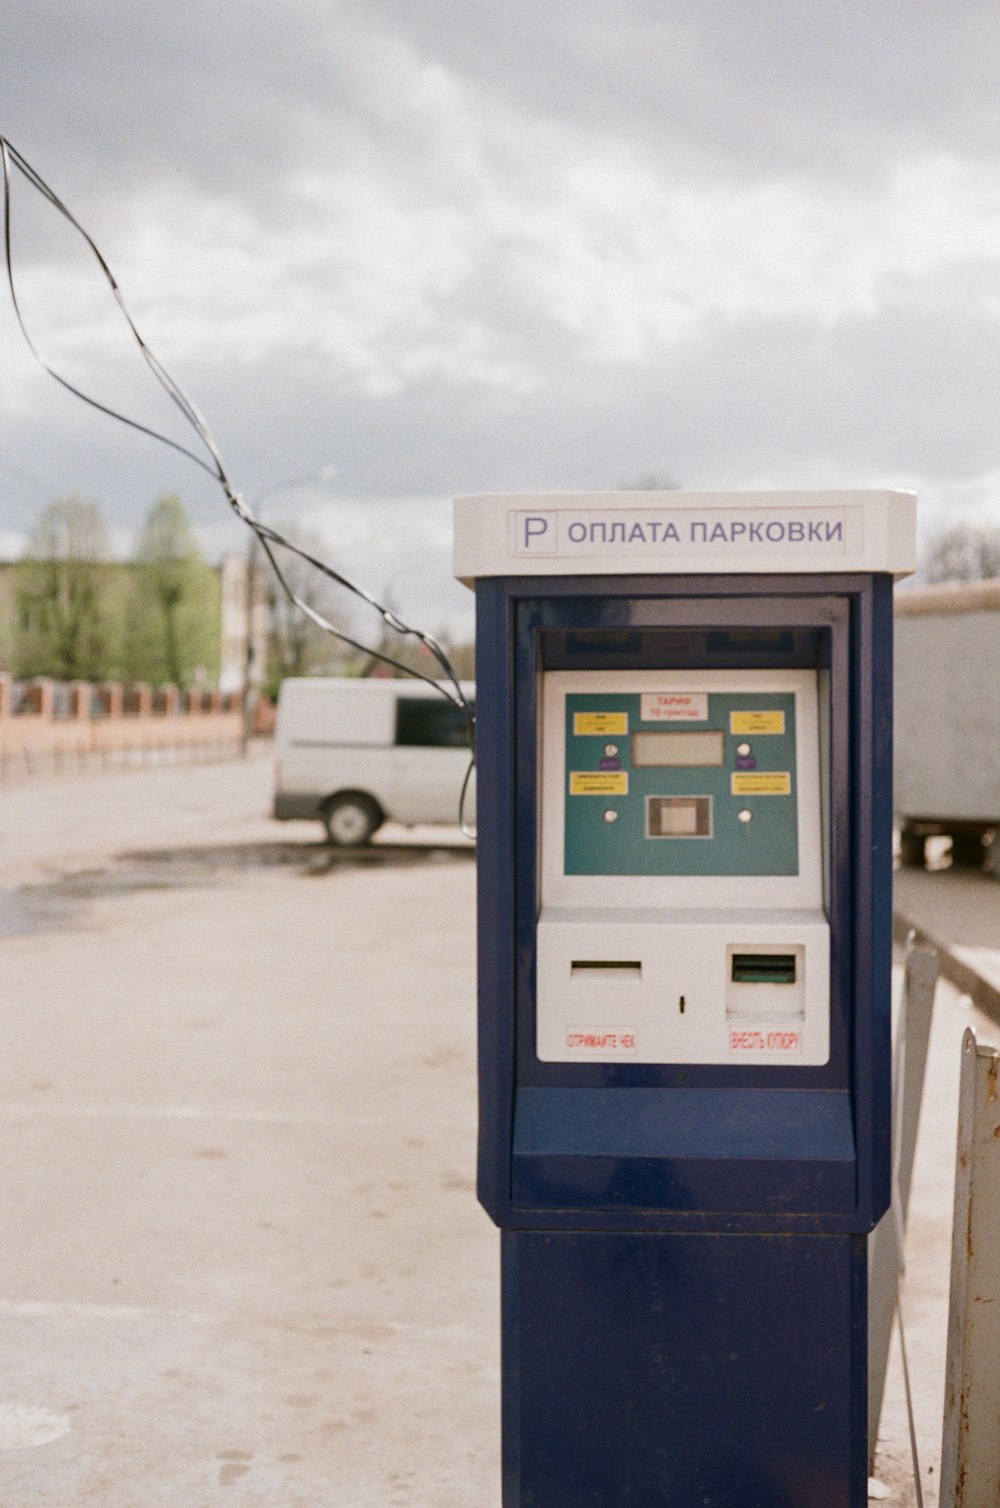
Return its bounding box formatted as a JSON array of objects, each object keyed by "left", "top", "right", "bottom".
[{"left": 454, "top": 490, "right": 916, "bottom": 1507}]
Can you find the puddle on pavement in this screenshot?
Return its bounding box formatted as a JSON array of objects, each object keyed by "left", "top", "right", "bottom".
[
  {"left": 123, "top": 839, "right": 475, "bottom": 877},
  {"left": 0, "top": 839, "right": 475, "bottom": 940},
  {"left": 0, "top": 887, "right": 79, "bottom": 938}
]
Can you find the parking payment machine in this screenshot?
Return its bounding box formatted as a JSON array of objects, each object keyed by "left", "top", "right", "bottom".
[{"left": 454, "top": 490, "right": 916, "bottom": 1506}]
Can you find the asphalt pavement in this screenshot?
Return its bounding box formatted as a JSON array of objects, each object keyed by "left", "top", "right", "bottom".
[
  {"left": 0, "top": 753, "right": 492, "bottom": 1505},
  {"left": 895, "top": 861, "right": 1000, "bottom": 1026},
  {"left": 0, "top": 753, "right": 997, "bottom": 1504}
]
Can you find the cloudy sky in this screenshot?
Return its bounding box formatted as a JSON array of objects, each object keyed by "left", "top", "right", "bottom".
[{"left": 2, "top": 1, "right": 999, "bottom": 636}]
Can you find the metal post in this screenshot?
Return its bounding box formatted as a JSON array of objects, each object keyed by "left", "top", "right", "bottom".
[
  {"left": 940, "top": 1029, "right": 1000, "bottom": 1507},
  {"left": 868, "top": 942, "right": 939, "bottom": 1463}
]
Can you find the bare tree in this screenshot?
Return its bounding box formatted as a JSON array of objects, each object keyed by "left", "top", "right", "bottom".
[
  {"left": 262, "top": 525, "right": 353, "bottom": 695},
  {"left": 617, "top": 472, "right": 680, "bottom": 491},
  {"left": 923, "top": 522, "right": 1000, "bottom": 583},
  {"left": 16, "top": 497, "right": 111, "bottom": 679}
]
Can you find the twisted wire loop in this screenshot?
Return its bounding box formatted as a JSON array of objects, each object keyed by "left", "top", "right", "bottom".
[{"left": 0, "top": 136, "right": 476, "bottom": 834}]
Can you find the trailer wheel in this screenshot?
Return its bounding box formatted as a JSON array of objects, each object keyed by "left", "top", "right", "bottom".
[
  {"left": 898, "top": 828, "right": 926, "bottom": 868},
  {"left": 984, "top": 830, "right": 1000, "bottom": 876},
  {"left": 322, "top": 793, "right": 383, "bottom": 847},
  {"left": 950, "top": 832, "right": 985, "bottom": 869}
]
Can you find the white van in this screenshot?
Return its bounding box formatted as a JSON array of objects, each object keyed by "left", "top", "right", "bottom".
[{"left": 272, "top": 677, "right": 475, "bottom": 844}]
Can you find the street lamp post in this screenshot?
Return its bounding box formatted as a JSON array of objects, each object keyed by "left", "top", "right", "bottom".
[{"left": 240, "top": 466, "right": 337, "bottom": 754}]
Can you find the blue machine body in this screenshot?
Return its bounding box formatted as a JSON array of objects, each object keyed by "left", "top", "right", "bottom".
[{"left": 473, "top": 570, "right": 895, "bottom": 1506}]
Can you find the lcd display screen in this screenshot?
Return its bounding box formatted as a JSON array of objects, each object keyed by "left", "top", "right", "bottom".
[{"left": 631, "top": 730, "right": 725, "bottom": 767}]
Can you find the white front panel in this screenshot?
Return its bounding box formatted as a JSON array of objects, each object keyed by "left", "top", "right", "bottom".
[
  {"left": 535, "top": 668, "right": 830, "bottom": 1066},
  {"left": 536, "top": 910, "right": 830, "bottom": 1065}
]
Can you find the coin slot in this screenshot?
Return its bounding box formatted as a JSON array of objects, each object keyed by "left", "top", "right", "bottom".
[{"left": 571, "top": 960, "right": 643, "bottom": 979}]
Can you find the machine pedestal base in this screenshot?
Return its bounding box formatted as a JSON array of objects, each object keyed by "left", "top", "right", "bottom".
[{"left": 501, "top": 1229, "right": 868, "bottom": 1508}]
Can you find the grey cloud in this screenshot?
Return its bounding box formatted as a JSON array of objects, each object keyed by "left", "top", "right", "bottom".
[
  {"left": 3, "top": 1, "right": 336, "bottom": 181},
  {"left": 366, "top": 0, "right": 1000, "bottom": 180},
  {"left": 3, "top": 257, "right": 999, "bottom": 537},
  {"left": 6, "top": 0, "right": 999, "bottom": 246},
  {"left": 227, "top": 288, "right": 1000, "bottom": 499},
  {"left": 1, "top": 0, "right": 998, "bottom": 585}
]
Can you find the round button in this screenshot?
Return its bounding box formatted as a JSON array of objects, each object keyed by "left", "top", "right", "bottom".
[
  {"left": 604, "top": 743, "right": 619, "bottom": 757},
  {"left": 737, "top": 742, "right": 751, "bottom": 756},
  {"left": 738, "top": 808, "right": 753, "bottom": 824},
  {"left": 603, "top": 809, "right": 619, "bottom": 823}
]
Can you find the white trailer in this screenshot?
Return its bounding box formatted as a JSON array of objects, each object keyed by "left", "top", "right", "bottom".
[
  {"left": 272, "top": 677, "right": 475, "bottom": 844},
  {"left": 894, "top": 579, "right": 1000, "bottom": 868}
]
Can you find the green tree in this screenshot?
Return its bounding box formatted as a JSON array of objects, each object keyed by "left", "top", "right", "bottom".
[
  {"left": 15, "top": 497, "right": 112, "bottom": 679},
  {"left": 125, "top": 495, "right": 217, "bottom": 686}
]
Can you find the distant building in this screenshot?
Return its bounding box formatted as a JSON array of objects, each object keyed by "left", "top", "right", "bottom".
[{"left": 218, "top": 553, "right": 270, "bottom": 694}]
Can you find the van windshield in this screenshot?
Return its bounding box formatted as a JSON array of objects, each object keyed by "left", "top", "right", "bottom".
[{"left": 395, "top": 698, "right": 472, "bottom": 748}]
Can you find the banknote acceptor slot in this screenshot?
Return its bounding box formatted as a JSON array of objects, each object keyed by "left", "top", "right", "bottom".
[{"left": 731, "top": 952, "right": 797, "bottom": 984}]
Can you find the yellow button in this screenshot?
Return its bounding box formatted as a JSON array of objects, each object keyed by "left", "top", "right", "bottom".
[
  {"left": 730, "top": 711, "right": 785, "bottom": 735},
  {"left": 731, "top": 772, "right": 791, "bottom": 796},
  {"left": 574, "top": 712, "right": 628, "bottom": 736},
  {"left": 570, "top": 771, "right": 629, "bottom": 796}
]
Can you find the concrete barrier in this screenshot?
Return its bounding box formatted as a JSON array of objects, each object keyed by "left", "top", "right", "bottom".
[{"left": 0, "top": 675, "right": 245, "bottom": 779}]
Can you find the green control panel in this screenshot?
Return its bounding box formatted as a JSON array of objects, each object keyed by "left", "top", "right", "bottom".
[{"left": 564, "top": 690, "right": 799, "bottom": 877}]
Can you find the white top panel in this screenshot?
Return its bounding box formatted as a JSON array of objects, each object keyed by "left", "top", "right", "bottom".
[{"left": 453, "top": 489, "right": 916, "bottom": 584}]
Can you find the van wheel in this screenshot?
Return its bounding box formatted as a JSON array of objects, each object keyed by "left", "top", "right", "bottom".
[{"left": 322, "top": 794, "right": 382, "bottom": 847}]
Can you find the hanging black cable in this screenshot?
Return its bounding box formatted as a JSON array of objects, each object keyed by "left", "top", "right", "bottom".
[{"left": 0, "top": 134, "right": 475, "bottom": 827}]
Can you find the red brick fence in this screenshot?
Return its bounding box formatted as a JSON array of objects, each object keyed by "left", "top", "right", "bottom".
[{"left": 0, "top": 676, "right": 250, "bottom": 780}]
